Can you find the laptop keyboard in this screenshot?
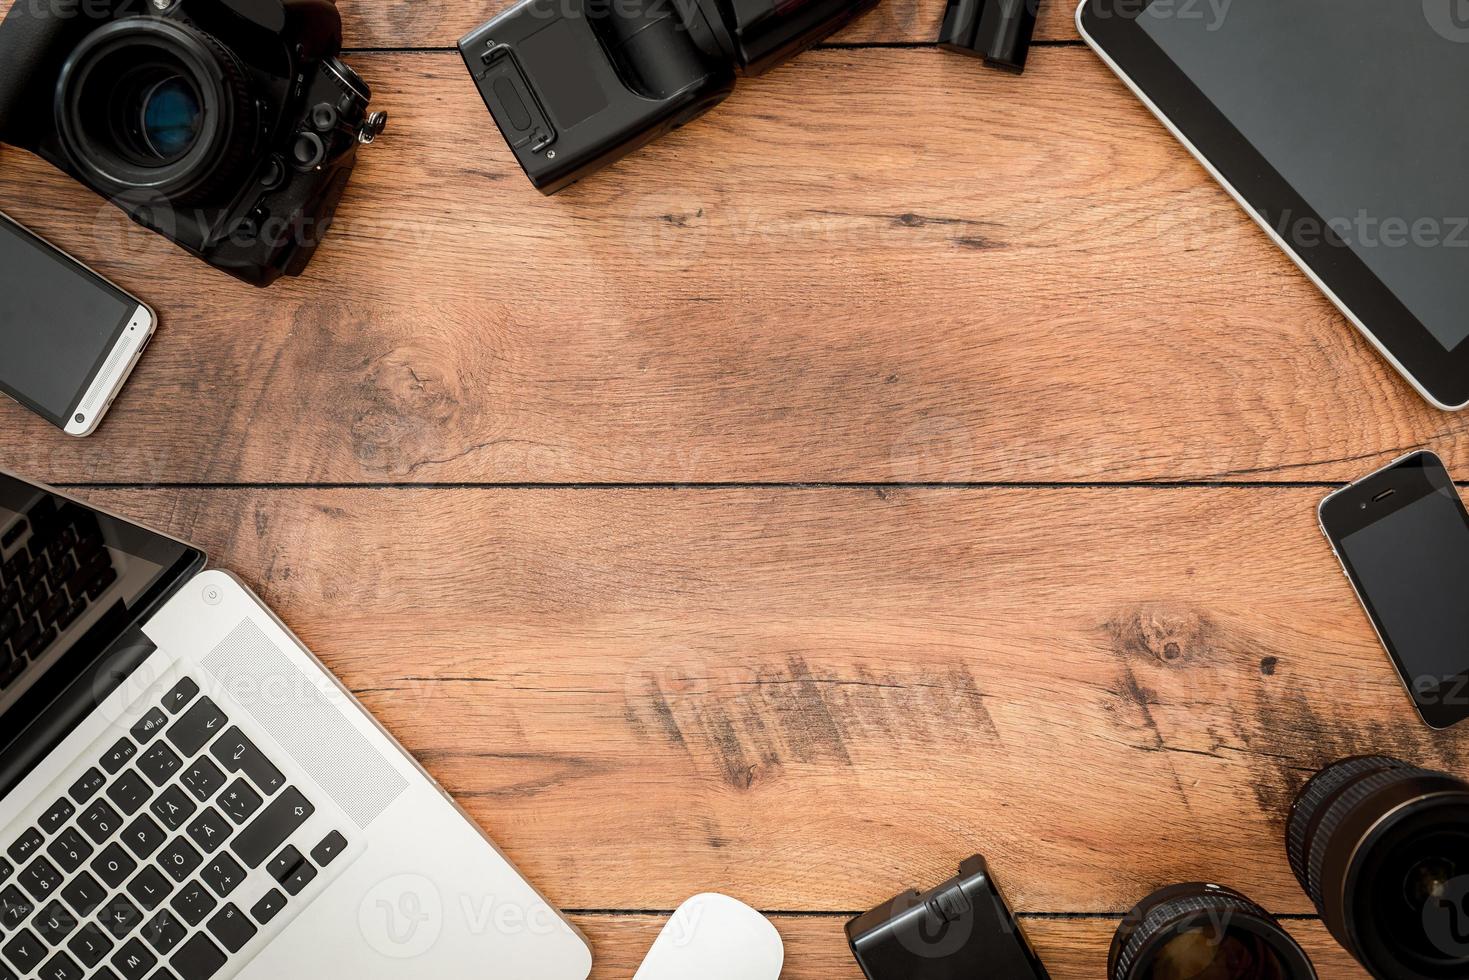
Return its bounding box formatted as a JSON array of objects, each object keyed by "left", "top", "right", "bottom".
[
  {"left": 0, "top": 498, "right": 117, "bottom": 689},
  {"left": 0, "top": 675, "right": 350, "bottom": 980}
]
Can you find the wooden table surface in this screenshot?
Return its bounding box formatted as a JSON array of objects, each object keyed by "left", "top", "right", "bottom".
[{"left": 4, "top": 0, "right": 1467, "bottom": 975}]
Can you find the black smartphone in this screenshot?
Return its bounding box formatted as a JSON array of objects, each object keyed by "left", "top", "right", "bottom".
[{"left": 1320, "top": 451, "right": 1469, "bottom": 729}]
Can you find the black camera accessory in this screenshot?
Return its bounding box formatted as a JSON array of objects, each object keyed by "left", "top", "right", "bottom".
[
  {"left": 0, "top": 0, "right": 385, "bottom": 287},
  {"left": 1288, "top": 756, "right": 1469, "bottom": 980},
  {"left": 458, "top": 0, "right": 880, "bottom": 194},
  {"left": 1110, "top": 883, "right": 1317, "bottom": 980},
  {"left": 938, "top": 0, "right": 1039, "bottom": 73},
  {"left": 846, "top": 855, "right": 1049, "bottom": 980}
]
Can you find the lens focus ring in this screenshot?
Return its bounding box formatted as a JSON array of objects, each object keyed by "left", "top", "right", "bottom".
[
  {"left": 55, "top": 17, "right": 257, "bottom": 204},
  {"left": 1287, "top": 756, "right": 1410, "bottom": 893}
]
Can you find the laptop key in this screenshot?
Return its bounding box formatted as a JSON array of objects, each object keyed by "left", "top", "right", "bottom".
[
  {"left": 166, "top": 699, "right": 228, "bottom": 758},
  {"left": 3, "top": 927, "right": 44, "bottom": 972},
  {"left": 310, "top": 830, "right": 347, "bottom": 866},
  {"left": 185, "top": 809, "right": 230, "bottom": 854},
  {"left": 157, "top": 839, "right": 201, "bottom": 884},
  {"left": 122, "top": 815, "right": 167, "bottom": 860},
  {"left": 0, "top": 859, "right": 10, "bottom": 886},
  {"left": 79, "top": 799, "right": 124, "bottom": 844},
  {"left": 281, "top": 860, "right": 316, "bottom": 896},
  {"left": 6, "top": 827, "right": 42, "bottom": 865},
  {"left": 137, "top": 744, "right": 182, "bottom": 787},
  {"left": 168, "top": 881, "right": 216, "bottom": 927},
  {"left": 101, "top": 738, "right": 137, "bottom": 776},
  {"left": 110, "top": 938, "right": 156, "bottom": 980},
  {"left": 130, "top": 709, "right": 169, "bottom": 746},
  {"left": 264, "top": 846, "right": 303, "bottom": 884},
  {"left": 180, "top": 759, "right": 225, "bottom": 803},
  {"left": 149, "top": 787, "right": 197, "bottom": 832},
  {"left": 232, "top": 788, "right": 314, "bottom": 868},
  {"left": 216, "top": 779, "right": 261, "bottom": 824},
  {"left": 126, "top": 867, "right": 173, "bottom": 912},
  {"left": 99, "top": 894, "right": 143, "bottom": 940},
  {"left": 33, "top": 899, "right": 77, "bottom": 945},
  {"left": 60, "top": 871, "right": 104, "bottom": 918},
  {"left": 65, "top": 921, "right": 112, "bottom": 968},
  {"left": 206, "top": 904, "right": 255, "bottom": 954},
  {"left": 199, "top": 854, "right": 245, "bottom": 898},
  {"left": 37, "top": 950, "right": 82, "bottom": 980},
  {"left": 0, "top": 885, "right": 33, "bottom": 928},
  {"left": 161, "top": 678, "right": 199, "bottom": 716},
  {"left": 169, "top": 933, "right": 225, "bottom": 980},
  {"left": 19, "top": 856, "right": 62, "bottom": 901},
  {"left": 249, "top": 889, "right": 285, "bottom": 925},
  {"left": 141, "top": 909, "right": 186, "bottom": 956},
  {"left": 69, "top": 768, "right": 106, "bottom": 805},
  {"left": 106, "top": 771, "right": 152, "bottom": 816},
  {"left": 92, "top": 844, "right": 138, "bottom": 889},
  {"left": 39, "top": 798, "right": 75, "bottom": 835},
  {"left": 210, "top": 728, "right": 285, "bottom": 797},
  {"left": 45, "top": 828, "right": 92, "bottom": 873}
]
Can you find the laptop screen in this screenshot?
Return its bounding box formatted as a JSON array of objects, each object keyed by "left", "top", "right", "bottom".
[{"left": 0, "top": 474, "right": 201, "bottom": 791}]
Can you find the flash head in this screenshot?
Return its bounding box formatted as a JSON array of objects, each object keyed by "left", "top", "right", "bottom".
[{"left": 458, "top": 0, "right": 879, "bottom": 193}]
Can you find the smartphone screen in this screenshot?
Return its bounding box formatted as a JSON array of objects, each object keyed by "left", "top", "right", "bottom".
[
  {"left": 1322, "top": 452, "right": 1469, "bottom": 729},
  {"left": 0, "top": 213, "right": 142, "bottom": 428}
]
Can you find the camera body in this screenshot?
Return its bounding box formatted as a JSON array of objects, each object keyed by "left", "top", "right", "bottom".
[
  {"left": 0, "top": 0, "right": 385, "bottom": 286},
  {"left": 459, "top": 0, "right": 879, "bottom": 194}
]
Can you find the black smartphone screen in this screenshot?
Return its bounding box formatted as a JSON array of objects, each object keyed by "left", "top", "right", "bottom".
[
  {"left": 1323, "top": 452, "right": 1469, "bottom": 729},
  {"left": 0, "top": 213, "right": 139, "bottom": 426}
]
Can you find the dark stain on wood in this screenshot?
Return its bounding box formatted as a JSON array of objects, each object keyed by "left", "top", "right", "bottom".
[{"left": 625, "top": 654, "right": 1000, "bottom": 790}]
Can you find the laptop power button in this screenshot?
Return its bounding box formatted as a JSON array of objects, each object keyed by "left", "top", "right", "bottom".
[{"left": 203, "top": 585, "right": 224, "bottom": 605}]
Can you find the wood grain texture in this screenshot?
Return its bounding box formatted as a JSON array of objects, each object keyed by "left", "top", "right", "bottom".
[
  {"left": 336, "top": 0, "right": 1084, "bottom": 50},
  {"left": 2, "top": 49, "right": 1466, "bottom": 484},
  {"left": 69, "top": 486, "right": 1469, "bottom": 919},
  {"left": 577, "top": 915, "right": 1371, "bottom": 978}
]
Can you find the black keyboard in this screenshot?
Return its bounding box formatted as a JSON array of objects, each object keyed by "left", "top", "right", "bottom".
[
  {"left": 1, "top": 676, "right": 349, "bottom": 980},
  {"left": 0, "top": 497, "right": 118, "bottom": 689}
]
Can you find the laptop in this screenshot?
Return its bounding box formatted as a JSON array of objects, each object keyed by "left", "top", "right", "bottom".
[{"left": 0, "top": 471, "right": 594, "bottom": 980}]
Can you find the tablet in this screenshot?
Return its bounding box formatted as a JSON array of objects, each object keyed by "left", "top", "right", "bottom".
[{"left": 1078, "top": 0, "right": 1469, "bottom": 410}]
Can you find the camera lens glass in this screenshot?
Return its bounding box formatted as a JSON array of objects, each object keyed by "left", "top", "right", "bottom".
[
  {"left": 56, "top": 19, "right": 255, "bottom": 203},
  {"left": 139, "top": 76, "right": 202, "bottom": 160},
  {"left": 1110, "top": 885, "right": 1316, "bottom": 980},
  {"left": 1287, "top": 756, "right": 1469, "bottom": 979}
]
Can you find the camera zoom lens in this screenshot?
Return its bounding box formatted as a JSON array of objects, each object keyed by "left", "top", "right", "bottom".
[
  {"left": 1110, "top": 884, "right": 1316, "bottom": 980},
  {"left": 56, "top": 18, "right": 255, "bottom": 203},
  {"left": 1287, "top": 756, "right": 1469, "bottom": 979},
  {"left": 140, "top": 77, "right": 202, "bottom": 159}
]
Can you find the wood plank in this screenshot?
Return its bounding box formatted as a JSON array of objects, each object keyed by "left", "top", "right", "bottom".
[
  {"left": 2, "top": 50, "right": 1461, "bottom": 485},
  {"left": 577, "top": 915, "right": 1370, "bottom": 978},
  {"left": 70, "top": 486, "right": 1469, "bottom": 915},
  {"left": 338, "top": 0, "right": 1084, "bottom": 50}
]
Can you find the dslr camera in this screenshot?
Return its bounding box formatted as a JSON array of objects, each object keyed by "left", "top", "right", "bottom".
[
  {"left": 0, "top": 0, "right": 386, "bottom": 286},
  {"left": 460, "top": 0, "right": 879, "bottom": 194}
]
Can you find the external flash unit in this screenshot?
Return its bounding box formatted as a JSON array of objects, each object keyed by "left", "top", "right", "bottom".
[{"left": 458, "top": 0, "right": 880, "bottom": 193}]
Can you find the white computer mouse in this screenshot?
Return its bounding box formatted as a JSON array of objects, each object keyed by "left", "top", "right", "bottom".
[{"left": 632, "top": 893, "right": 785, "bottom": 979}]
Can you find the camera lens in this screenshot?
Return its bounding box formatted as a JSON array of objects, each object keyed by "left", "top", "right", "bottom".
[
  {"left": 139, "top": 76, "right": 202, "bottom": 160},
  {"left": 55, "top": 18, "right": 256, "bottom": 203},
  {"left": 1287, "top": 756, "right": 1469, "bottom": 979},
  {"left": 1110, "top": 884, "right": 1317, "bottom": 980}
]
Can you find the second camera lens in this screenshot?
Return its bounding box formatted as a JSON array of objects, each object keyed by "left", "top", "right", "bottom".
[{"left": 1110, "top": 884, "right": 1316, "bottom": 980}]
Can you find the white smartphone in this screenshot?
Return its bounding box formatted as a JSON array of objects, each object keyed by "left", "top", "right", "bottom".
[{"left": 0, "top": 210, "right": 155, "bottom": 436}]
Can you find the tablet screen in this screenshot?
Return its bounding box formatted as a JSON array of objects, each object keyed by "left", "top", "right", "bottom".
[{"left": 1139, "top": 1, "right": 1469, "bottom": 351}]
